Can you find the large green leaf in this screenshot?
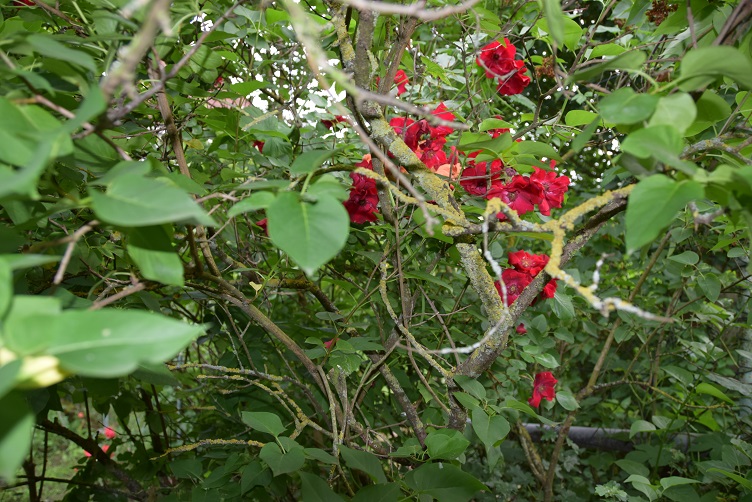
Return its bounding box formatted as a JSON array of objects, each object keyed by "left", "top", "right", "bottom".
[
  {"left": 405, "top": 463, "right": 487, "bottom": 502},
  {"left": 126, "top": 226, "right": 184, "bottom": 286},
  {"left": 352, "top": 483, "right": 401, "bottom": 502},
  {"left": 4, "top": 308, "right": 202, "bottom": 378},
  {"left": 267, "top": 191, "right": 349, "bottom": 276},
  {"left": 679, "top": 46, "right": 752, "bottom": 91},
  {"left": 339, "top": 445, "right": 387, "bottom": 483},
  {"left": 259, "top": 440, "right": 305, "bottom": 476},
  {"left": 0, "top": 258, "right": 10, "bottom": 320},
  {"left": 648, "top": 93, "right": 697, "bottom": 136},
  {"left": 625, "top": 175, "right": 704, "bottom": 252},
  {"left": 425, "top": 429, "right": 471, "bottom": 460},
  {"left": 241, "top": 411, "right": 287, "bottom": 438},
  {"left": 471, "top": 408, "right": 511, "bottom": 448},
  {"left": 0, "top": 392, "right": 34, "bottom": 482},
  {"left": 540, "top": 0, "right": 564, "bottom": 47},
  {"left": 90, "top": 175, "right": 217, "bottom": 227},
  {"left": 599, "top": 88, "right": 658, "bottom": 125},
  {"left": 299, "top": 472, "right": 346, "bottom": 502}
]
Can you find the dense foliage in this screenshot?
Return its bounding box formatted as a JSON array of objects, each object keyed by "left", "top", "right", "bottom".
[{"left": 1, "top": 0, "right": 752, "bottom": 500}]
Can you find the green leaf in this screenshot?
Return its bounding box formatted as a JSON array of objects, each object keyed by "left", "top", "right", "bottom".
[
  {"left": 569, "top": 116, "right": 600, "bottom": 153},
  {"left": 308, "top": 175, "right": 348, "bottom": 201},
  {"left": 299, "top": 472, "right": 345, "bottom": 502},
  {"left": 571, "top": 51, "right": 647, "bottom": 82},
  {"left": 660, "top": 476, "right": 700, "bottom": 490},
  {"left": 90, "top": 175, "right": 217, "bottom": 227},
  {"left": 621, "top": 126, "right": 684, "bottom": 166},
  {"left": 705, "top": 373, "right": 752, "bottom": 397},
  {"left": 685, "top": 90, "right": 732, "bottom": 135},
  {"left": 679, "top": 46, "right": 752, "bottom": 91},
  {"left": 241, "top": 411, "right": 287, "bottom": 438},
  {"left": 352, "top": 483, "right": 401, "bottom": 502},
  {"left": 0, "top": 393, "right": 34, "bottom": 482},
  {"left": 540, "top": 0, "right": 565, "bottom": 47},
  {"left": 555, "top": 390, "right": 579, "bottom": 410},
  {"left": 0, "top": 361, "right": 22, "bottom": 401},
  {"left": 240, "top": 461, "right": 272, "bottom": 494},
  {"left": 629, "top": 419, "right": 657, "bottom": 438},
  {"left": 615, "top": 459, "right": 650, "bottom": 477},
  {"left": 707, "top": 468, "right": 752, "bottom": 490},
  {"left": 303, "top": 448, "right": 338, "bottom": 465},
  {"left": 625, "top": 175, "right": 704, "bottom": 252},
  {"left": 290, "top": 149, "right": 338, "bottom": 175},
  {"left": 551, "top": 291, "right": 574, "bottom": 320},
  {"left": 599, "top": 88, "right": 658, "bottom": 125},
  {"left": 0, "top": 254, "right": 60, "bottom": 271},
  {"left": 405, "top": 463, "right": 487, "bottom": 502},
  {"left": 454, "top": 375, "right": 487, "bottom": 400},
  {"left": 534, "top": 352, "right": 560, "bottom": 368},
  {"left": 259, "top": 442, "right": 305, "bottom": 476},
  {"left": 0, "top": 258, "right": 10, "bottom": 320},
  {"left": 339, "top": 445, "right": 387, "bottom": 483},
  {"left": 26, "top": 34, "right": 97, "bottom": 73},
  {"left": 514, "top": 141, "right": 561, "bottom": 160},
  {"left": 4, "top": 309, "right": 202, "bottom": 378},
  {"left": 565, "top": 110, "right": 599, "bottom": 127},
  {"left": 471, "top": 408, "right": 510, "bottom": 448},
  {"left": 267, "top": 191, "right": 349, "bottom": 276},
  {"left": 648, "top": 93, "right": 697, "bottom": 136},
  {"left": 228, "top": 191, "right": 277, "bottom": 217},
  {"left": 698, "top": 273, "right": 722, "bottom": 302},
  {"left": 425, "top": 429, "right": 471, "bottom": 460},
  {"left": 668, "top": 251, "right": 699, "bottom": 266},
  {"left": 127, "top": 226, "right": 184, "bottom": 286}
]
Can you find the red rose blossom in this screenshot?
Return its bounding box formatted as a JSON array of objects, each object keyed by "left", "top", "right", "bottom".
[
  {"left": 460, "top": 160, "right": 504, "bottom": 196},
  {"left": 495, "top": 269, "right": 533, "bottom": 306},
  {"left": 528, "top": 371, "right": 558, "bottom": 408},
  {"left": 103, "top": 427, "right": 116, "bottom": 440},
  {"left": 323, "top": 339, "right": 337, "bottom": 350},
  {"left": 253, "top": 140, "right": 265, "bottom": 153},
  {"left": 344, "top": 155, "right": 379, "bottom": 224},
  {"left": 322, "top": 115, "right": 348, "bottom": 129},
  {"left": 394, "top": 70, "right": 409, "bottom": 95},
  {"left": 530, "top": 166, "right": 570, "bottom": 216},
  {"left": 508, "top": 250, "right": 548, "bottom": 276},
  {"left": 256, "top": 218, "right": 269, "bottom": 236},
  {"left": 476, "top": 39, "right": 531, "bottom": 96},
  {"left": 486, "top": 175, "right": 543, "bottom": 217},
  {"left": 516, "top": 323, "right": 527, "bottom": 334}
]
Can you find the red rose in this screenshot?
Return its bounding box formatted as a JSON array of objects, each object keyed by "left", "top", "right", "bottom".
[
  {"left": 323, "top": 339, "right": 336, "bottom": 350},
  {"left": 508, "top": 250, "right": 548, "bottom": 276},
  {"left": 516, "top": 323, "right": 527, "bottom": 334},
  {"left": 103, "top": 427, "right": 116, "bottom": 440},
  {"left": 256, "top": 218, "right": 268, "bottom": 236},
  {"left": 495, "top": 269, "right": 533, "bottom": 306},
  {"left": 486, "top": 175, "right": 543, "bottom": 217},
  {"left": 460, "top": 160, "right": 504, "bottom": 196},
  {"left": 344, "top": 155, "right": 379, "bottom": 224},
  {"left": 253, "top": 140, "right": 265, "bottom": 153},
  {"left": 476, "top": 39, "right": 531, "bottom": 96},
  {"left": 322, "top": 115, "right": 348, "bottom": 129},
  {"left": 530, "top": 166, "right": 570, "bottom": 216},
  {"left": 528, "top": 371, "right": 558, "bottom": 407},
  {"left": 394, "top": 70, "right": 409, "bottom": 95}
]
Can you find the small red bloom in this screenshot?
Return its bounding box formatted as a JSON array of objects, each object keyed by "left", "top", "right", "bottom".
[
  {"left": 528, "top": 372, "right": 558, "bottom": 408},
  {"left": 486, "top": 175, "right": 543, "bottom": 217},
  {"left": 541, "top": 278, "right": 558, "bottom": 299},
  {"left": 419, "top": 138, "right": 448, "bottom": 170},
  {"left": 394, "top": 70, "right": 409, "bottom": 95},
  {"left": 429, "top": 103, "right": 456, "bottom": 138},
  {"left": 508, "top": 250, "right": 548, "bottom": 276},
  {"left": 323, "top": 339, "right": 336, "bottom": 350},
  {"left": 253, "top": 140, "right": 265, "bottom": 153},
  {"left": 516, "top": 323, "right": 527, "bottom": 334},
  {"left": 495, "top": 269, "right": 533, "bottom": 306},
  {"left": 476, "top": 39, "right": 531, "bottom": 96},
  {"left": 103, "top": 427, "right": 116, "bottom": 440},
  {"left": 212, "top": 76, "right": 224, "bottom": 89},
  {"left": 344, "top": 155, "right": 379, "bottom": 224},
  {"left": 256, "top": 218, "right": 268, "bottom": 236},
  {"left": 13, "top": 0, "right": 35, "bottom": 6},
  {"left": 460, "top": 160, "right": 504, "bottom": 196},
  {"left": 322, "top": 115, "right": 348, "bottom": 129},
  {"left": 530, "top": 166, "right": 570, "bottom": 216}
]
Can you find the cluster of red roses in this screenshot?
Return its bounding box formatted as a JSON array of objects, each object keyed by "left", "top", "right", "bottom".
[
  {"left": 343, "top": 155, "right": 380, "bottom": 224},
  {"left": 496, "top": 250, "right": 558, "bottom": 306},
  {"left": 476, "top": 38, "right": 531, "bottom": 96},
  {"left": 462, "top": 159, "right": 570, "bottom": 221},
  {"left": 529, "top": 371, "right": 557, "bottom": 408}
]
